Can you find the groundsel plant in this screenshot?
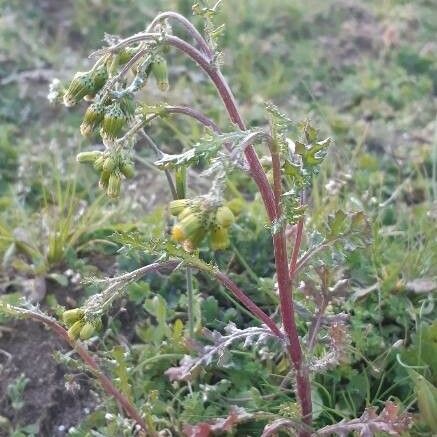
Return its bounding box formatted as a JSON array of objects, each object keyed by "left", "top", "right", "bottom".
[{"left": 2, "top": 5, "right": 414, "bottom": 437}]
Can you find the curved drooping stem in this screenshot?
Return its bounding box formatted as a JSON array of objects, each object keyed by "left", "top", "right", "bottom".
[
  {"left": 105, "top": 32, "right": 278, "bottom": 221},
  {"left": 165, "top": 105, "right": 222, "bottom": 133},
  {"left": 147, "top": 11, "right": 213, "bottom": 58}
]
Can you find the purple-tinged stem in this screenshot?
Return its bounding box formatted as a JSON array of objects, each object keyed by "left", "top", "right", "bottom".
[
  {"left": 148, "top": 11, "right": 213, "bottom": 58},
  {"left": 165, "top": 105, "right": 222, "bottom": 133},
  {"left": 214, "top": 270, "right": 283, "bottom": 339}
]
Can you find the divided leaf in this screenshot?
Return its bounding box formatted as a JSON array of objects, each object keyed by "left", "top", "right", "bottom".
[
  {"left": 165, "top": 323, "right": 279, "bottom": 381},
  {"left": 154, "top": 132, "right": 247, "bottom": 170}
]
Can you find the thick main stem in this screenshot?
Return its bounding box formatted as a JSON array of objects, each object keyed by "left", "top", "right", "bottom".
[
  {"left": 162, "top": 33, "right": 313, "bottom": 431},
  {"left": 204, "top": 60, "right": 312, "bottom": 435},
  {"left": 268, "top": 140, "right": 312, "bottom": 430}
]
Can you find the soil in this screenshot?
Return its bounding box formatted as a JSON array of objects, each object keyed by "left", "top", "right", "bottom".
[{"left": 0, "top": 320, "right": 98, "bottom": 436}]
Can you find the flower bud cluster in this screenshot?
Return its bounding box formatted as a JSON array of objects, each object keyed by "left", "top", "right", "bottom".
[
  {"left": 63, "top": 46, "right": 170, "bottom": 141},
  {"left": 169, "top": 198, "right": 235, "bottom": 252},
  {"left": 79, "top": 97, "right": 136, "bottom": 140},
  {"left": 62, "top": 308, "right": 102, "bottom": 341},
  {"left": 76, "top": 150, "right": 135, "bottom": 198}
]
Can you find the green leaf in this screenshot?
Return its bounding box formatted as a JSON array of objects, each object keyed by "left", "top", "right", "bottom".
[
  {"left": 47, "top": 272, "right": 69, "bottom": 287},
  {"left": 265, "top": 102, "right": 293, "bottom": 136},
  {"left": 202, "top": 296, "right": 220, "bottom": 324},
  {"left": 407, "top": 369, "right": 437, "bottom": 432},
  {"left": 311, "top": 387, "right": 324, "bottom": 420},
  {"left": 327, "top": 210, "right": 347, "bottom": 239}
]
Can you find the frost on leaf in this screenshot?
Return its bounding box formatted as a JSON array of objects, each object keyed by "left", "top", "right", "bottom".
[{"left": 165, "top": 323, "right": 279, "bottom": 381}]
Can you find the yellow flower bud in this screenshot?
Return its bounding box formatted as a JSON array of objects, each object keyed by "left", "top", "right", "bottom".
[
  {"left": 62, "top": 308, "right": 84, "bottom": 327},
  {"left": 178, "top": 206, "right": 193, "bottom": 221},
  {"left": 102, "top": 103, "right": 125, "bottom": 139},
  {"left": 99, "top": 171, "right": 111, "bottom": 189},
  {"left": 93, "top": 155, "right": 105, "bottom": 171},
  {"left": 91, "top": 65, "right": 108, "bottom": 92},
  {"left": 83, "top": 102, "right": 105, "bottom": 127},
  {"left": 215, "top": 206, "right": 235, "bottom": 228},
  {"left": 120, "top": 161, "right": 135, "bottom": 179},
  {"left": 103, "top": 156, "right": 117, "bottom": 173},
  {"left": 169, "top": 199, "right": 191, "bottom": 216},
  {"left": 210, "top": 226, "right": 230, "bottom": 251},
  {"left": 182, "top": 228, "right": 207, "bottom": 252},
  {"left": 107, "top": 172, "right": 121, "bottom": 198},
  {"left": 67, "top": 320, "right": 84, "bottom": 341},
  {"left": 171, "top": 225, "right": 185, "bottom": 242},
  {"left": 79, "top": 322, "right": 96, "bottom": 340},
  {"left": 76, "top": 151, "right": 102, "bottom": 164},
  {"left": 171, "top": 213, "right": 204, "bottom": 242},
  {"left": 80, "top": 122, "right": 93, "bottom": 137}
]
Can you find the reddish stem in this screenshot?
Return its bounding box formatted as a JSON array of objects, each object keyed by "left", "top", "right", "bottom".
[
  {"left": 214, "top": 270, "right": 283, "bottom": 339},
  {"left": 162, "top": 33, "right": 312, "bottom": 431},
  {"left": 148, "top": 11, "right": 213, "bottom": 58},
  {"left": 165, "top": 105, "right": 221, "bottom": 133}
]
